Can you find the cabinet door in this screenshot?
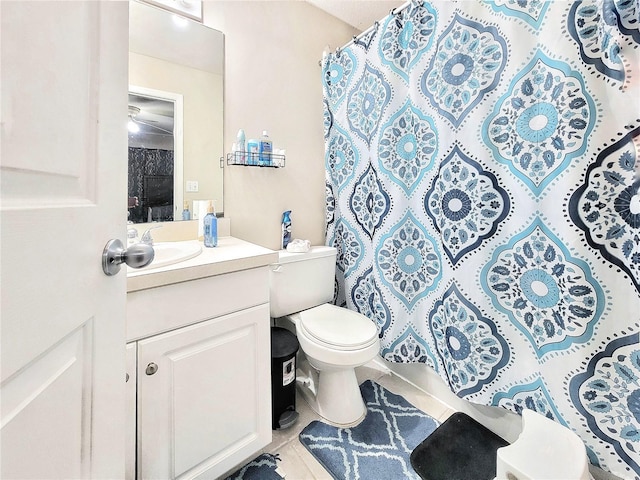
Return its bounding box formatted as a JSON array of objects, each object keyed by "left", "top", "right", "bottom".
[
  {"left": 137, "top": 304, "right": 271, "bottom": 479},
  {"left": 126, "top": 343, "right": 137, "bottom": 480}
]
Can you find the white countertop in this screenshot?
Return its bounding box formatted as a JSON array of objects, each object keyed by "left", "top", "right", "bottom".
[{"left": 126, "top": 236, "right": 277, "bottom": 292}]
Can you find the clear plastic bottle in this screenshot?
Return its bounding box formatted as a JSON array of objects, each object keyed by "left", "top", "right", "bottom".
[
  {"left": 247, "top": 139, "right": 259, "bottom": 165},
  {"left": 236, "top": 129, "right": 246, "bottom": 164},
  {"left": 203, "top": 201, "right": 218, "bottom": 248},
  {"left": 259, "top": 130, "right": 272, "bottom": 166}
]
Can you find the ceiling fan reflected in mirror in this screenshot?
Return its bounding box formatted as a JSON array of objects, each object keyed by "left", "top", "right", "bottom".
[
  {"left": 128, "top": 105, "right": 141, "bottom": 133},
  {"left": 127, "top": 94, "right": 174, "bottom": 137}
]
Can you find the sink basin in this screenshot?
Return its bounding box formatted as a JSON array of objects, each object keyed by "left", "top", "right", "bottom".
[{"left": 133, "top": 240, "right": 203, "bottom": 271}]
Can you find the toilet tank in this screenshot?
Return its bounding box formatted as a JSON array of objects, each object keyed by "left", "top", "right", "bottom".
[{"left": 269, "top": 246, "right": 337, "bottom": 318}]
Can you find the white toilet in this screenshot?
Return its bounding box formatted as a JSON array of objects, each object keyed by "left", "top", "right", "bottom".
[
  {"left": 496, "top": 409, "right": 592, "bottom": 480},
  {"left": 269, "top": 246, "right": 380, "bottom": 426}
]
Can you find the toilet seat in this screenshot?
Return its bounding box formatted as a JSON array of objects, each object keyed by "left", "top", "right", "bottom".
[{"left": 298, "top": 304, "right": 379, "bottom": 351}]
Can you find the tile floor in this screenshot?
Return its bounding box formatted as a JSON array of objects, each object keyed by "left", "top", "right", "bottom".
[{"left": 258, "top": 363, "right": 456, "bottom": 479}]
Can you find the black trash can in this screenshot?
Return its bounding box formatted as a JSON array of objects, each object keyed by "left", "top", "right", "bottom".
[{"left": 271, "top": 327, "right": 300, "bottom": 430}]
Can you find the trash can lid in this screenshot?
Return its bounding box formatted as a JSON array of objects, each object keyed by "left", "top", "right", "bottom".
[{"left": 271, "top": 327, "right": 299, "bottom": 358}]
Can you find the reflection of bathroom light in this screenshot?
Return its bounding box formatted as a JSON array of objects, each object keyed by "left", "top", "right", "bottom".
[
  {"left": 172, "top": 15, "right": 188, "bottom": 28},
  {"left": 128, "top": 105, "right": 141, "bottom": 134}
]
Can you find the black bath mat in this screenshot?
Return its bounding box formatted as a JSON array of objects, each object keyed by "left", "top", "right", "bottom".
[{"left": 410, "top": 412, "right": 509, "bottom": 480}]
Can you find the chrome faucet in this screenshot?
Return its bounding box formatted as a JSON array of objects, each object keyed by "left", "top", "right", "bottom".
[{"left": 141, "top": 225, "right": 163, "bottom": 246}]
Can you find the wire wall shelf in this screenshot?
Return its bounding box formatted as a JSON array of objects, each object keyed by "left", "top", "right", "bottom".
[{"left": 226, "top": 152, "right": 285, "bottom": 168}]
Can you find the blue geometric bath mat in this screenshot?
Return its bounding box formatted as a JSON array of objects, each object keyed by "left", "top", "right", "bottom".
[
  {"left": 223, "top": 453, "right": 283, "bottom": 480},
  {"left": 299, "top": 380, "right": 440, "bottom": 479}
]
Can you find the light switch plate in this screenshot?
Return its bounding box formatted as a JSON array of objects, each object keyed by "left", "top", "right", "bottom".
[{"left": 186, "top": 180, "right": 199, "bottom": 192}]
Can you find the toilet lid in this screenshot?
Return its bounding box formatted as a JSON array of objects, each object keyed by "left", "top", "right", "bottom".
[{"left": 298, "top": 304, "right": 379, "bottom": 350}]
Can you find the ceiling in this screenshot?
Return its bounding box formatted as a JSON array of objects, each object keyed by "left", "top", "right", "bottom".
[{"left": 307, "top": 0, "right": 406, "bottom": 32}]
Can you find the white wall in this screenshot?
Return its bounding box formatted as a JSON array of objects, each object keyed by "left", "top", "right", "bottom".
[{"left": 204, "top": 0, "right": 357, "bottom": 250}]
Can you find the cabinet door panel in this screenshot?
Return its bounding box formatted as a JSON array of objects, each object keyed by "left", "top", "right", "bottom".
[{"left": 138, "top": 304, "right": 271, "bottom": 479}]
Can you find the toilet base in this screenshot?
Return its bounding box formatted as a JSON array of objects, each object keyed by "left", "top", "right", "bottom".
[{"left": 296, "top": 357, "right": 366, "bottom": 427}]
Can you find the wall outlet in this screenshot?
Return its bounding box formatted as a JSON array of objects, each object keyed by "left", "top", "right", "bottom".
[{"left": 186, "top": 180, "right": 199, "bottom": 192}]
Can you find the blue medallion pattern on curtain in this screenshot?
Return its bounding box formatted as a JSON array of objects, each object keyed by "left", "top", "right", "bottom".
[
  {"left": 482, "top": 217, "right": 605, "bottom": 358},
  {"left": 379, "top": 100, "right": 438, "bottom": 195},
  {"left": 421, "top": 14, "right": 507, "bottom": 128},
  {"left": 378, "top": 1, "right": 438, "bottom": 81},
  {"left": 323, "top": 1, "right": 640, "bottom": 478},
  {"left": 567, "top": 0, "right": 640, "bottom": 87},
  {"left": 569, "top": 328, "right": 640, "bottom": 474},
  {"left": 483, "top": 50, "right": 596, "bottom": 197},
  {"left": 425, "top": 145, "right": 510, "bottom": 264},
  {"left": 349, "top": 164, "right": 391, "bottom": 240},
  {"left": 429, "top": 282, "right": 510, "bottom": 397},
  {"left": 482, "top": 0, "right": 550, "bottom": 29},
  {"left": 570, "top": 126, "right": 640, "bottom": 292}
]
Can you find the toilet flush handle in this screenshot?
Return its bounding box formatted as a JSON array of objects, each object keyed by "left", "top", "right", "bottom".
[{"left": 271, "top": 264, "right": 283, "bottom": 273}]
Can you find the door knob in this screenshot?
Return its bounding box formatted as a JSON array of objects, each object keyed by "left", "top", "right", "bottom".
[
  {"left": 145, "top": 362, "right": 158, "bottom": 375},
  {"left": 102, "top": 239, "right": 154, "bottom": 276}
]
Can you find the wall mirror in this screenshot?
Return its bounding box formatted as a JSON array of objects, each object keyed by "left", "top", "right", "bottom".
[{"left": 128, "top": 0, "right": 224, "bottom": 223}]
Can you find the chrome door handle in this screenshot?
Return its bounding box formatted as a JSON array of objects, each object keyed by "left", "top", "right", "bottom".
[
  {"left": 102, "top": 239, "right": 154, "bottom": 276},
  {"left": 145, "top": 362, "right": 158, "bottom": 375}
]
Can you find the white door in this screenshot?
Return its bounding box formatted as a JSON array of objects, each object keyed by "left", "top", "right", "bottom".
[{"left": 1, "top": 2, "right": 128, "bottom": 478}]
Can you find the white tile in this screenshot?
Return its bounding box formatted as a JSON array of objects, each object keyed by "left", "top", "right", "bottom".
[
  {"left": 375, "top": 372, "right": 452, "bottom": 421},
  {"left": 271, "top": 442, "right": 316, "bottom": 479},
  {"left": 437, "top": 407, "right": 457, "bottom": 423},
  {"left": 354, "top": 362, "right": 388, "bottom": 385},
  {"left": 292, "top": 440, "right": 334, "bottom": 480},
  {"left": 263, "top": 390, "right": 318, "bottom": 454}
]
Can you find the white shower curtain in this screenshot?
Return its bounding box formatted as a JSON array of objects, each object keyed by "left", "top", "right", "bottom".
[{"left": 323, "top": 1, "right": 640, "bottom": 478}]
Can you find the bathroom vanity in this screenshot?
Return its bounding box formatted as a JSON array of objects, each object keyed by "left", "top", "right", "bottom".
[{"left": 125, "top": 237, "right": 277, "bottom": 479}]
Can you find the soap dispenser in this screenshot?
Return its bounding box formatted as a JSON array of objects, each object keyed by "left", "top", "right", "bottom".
[
  {"left": 203, "top": 201, "right": 218, "bottom": 248},
  {"left": 182, "top": 201, "right": 191, "bottom": 221}
]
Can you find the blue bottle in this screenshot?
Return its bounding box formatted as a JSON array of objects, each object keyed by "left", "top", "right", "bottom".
[
  {"left": 203, "top": 201, "right": 218, "bottom": 248},
  {"left": 259, "top": 130, "right": 272, "bottom": 166},
  {"left": 281, "top": 210, "right": 291, "bottom": 249},
  {"left": 247, "top": 139, "right": 259, "bottom": 165}
]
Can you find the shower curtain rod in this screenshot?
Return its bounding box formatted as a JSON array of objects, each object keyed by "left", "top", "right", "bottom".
[{"left": 318, "top": 0, "right": 411, "bottom": 67}]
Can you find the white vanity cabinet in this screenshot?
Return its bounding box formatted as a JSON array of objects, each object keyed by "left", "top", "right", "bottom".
[
  {"left": 126, "top": 255, "right": 274, "bottom": 480},
  {"left": 126, "top": 343, "right": 137, "bottom": 480}
]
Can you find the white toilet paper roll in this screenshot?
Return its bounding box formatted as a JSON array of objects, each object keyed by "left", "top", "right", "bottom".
[
  {"left": 286, "top": 239, "right": 311, "bottom": 252},
  {"left": 192, "top": 200, "right": 211, "bottom": 238}
]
